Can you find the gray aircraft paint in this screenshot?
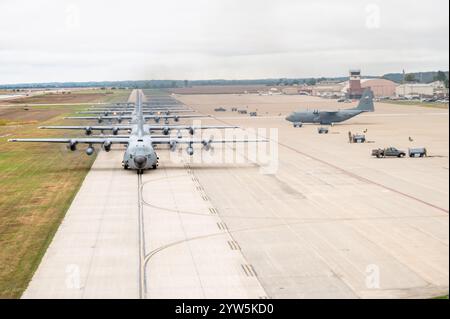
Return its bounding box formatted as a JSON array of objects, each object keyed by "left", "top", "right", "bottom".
[
  {"left": 285, "top": 88, "right": 374, "bottom": 126},
  {"left": 9, "top": 90, "right": 263, "bottom": 173}
]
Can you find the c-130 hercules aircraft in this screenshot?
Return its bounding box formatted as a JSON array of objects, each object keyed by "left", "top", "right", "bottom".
[
  {"left": 9, "top": 90, "right": 266, "bottom": 174},
  {"left": 285, "top": 88, "right": 375, "bottom": 127}
]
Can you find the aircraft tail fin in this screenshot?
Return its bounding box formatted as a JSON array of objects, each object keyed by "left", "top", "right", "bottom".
[{"left": 355, "top": 88, "right": 374, "bottom": 112}]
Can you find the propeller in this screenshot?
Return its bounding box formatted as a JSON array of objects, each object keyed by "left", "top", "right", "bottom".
[
  {"left": 201, "top": 136, "right": 214, "bottom": 151},
  {"left": 162, "top": 127, "right": 170, "bottom": 135},
  {"left": 68, "top": 139, "right": 77, "bottom": 151},
  {"left": 186, "top": 145, "right": 194, "bottom": 156},
  {"left": 169, "top": 140, "right": 178, "bottom": 152},
  {"left": 102, "top": 140, "right": 112, "bottom": 152}
]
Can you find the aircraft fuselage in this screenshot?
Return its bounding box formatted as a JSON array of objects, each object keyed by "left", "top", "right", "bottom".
[
  {"left": 122, "top": 135, "right": 158, "bottom": 171},
  {"left": 285, "top": 109, "right": 364, "bottom": 125}
]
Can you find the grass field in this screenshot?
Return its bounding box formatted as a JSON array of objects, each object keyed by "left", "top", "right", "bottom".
[
  {"left": 384, "top": 100, "right": 449, "bottom": 109},
  {"left": 0, "top": 89, "right": 130, "bottom": 298},
  {"left": 1, "top": 89, "right": 131, "bottom": 106}
]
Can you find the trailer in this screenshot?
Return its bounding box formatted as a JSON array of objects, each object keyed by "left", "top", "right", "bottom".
[
  {"left": 352, "top": 134, "right": 366, "bottom": 143},
  {"left": 409, "top": 147, "right": 427, "bottom": 158}
]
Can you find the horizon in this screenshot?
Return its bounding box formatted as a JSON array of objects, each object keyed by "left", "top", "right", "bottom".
[{"left": 1, "top": 69, "right": 449, "bottom": 88}]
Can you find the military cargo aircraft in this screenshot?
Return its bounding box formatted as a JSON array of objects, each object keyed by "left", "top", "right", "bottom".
[
  {"left": 285, "top": 88, "right": 374, "bottom": 127},
  {"left": 9, "top": 90, "right": 264, "bottom": 174}
]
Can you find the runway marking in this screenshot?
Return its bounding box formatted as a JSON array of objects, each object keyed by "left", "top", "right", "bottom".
[
  {"left": 227, "top": 240, "right": 241, "bottom": 250},
  {"left": 138, "top": 153, "right": 147, "bottom": 299},
  {"left": 141, "top": 172, "right": 445, "bottom": 222},
  {"left": 217, "top": 222, "right": 228, "bottom": 230},
  {"left": 209, "top": 208, "right": 218, "bottom": 215},
  {"left": 241, "top": 264, "right": 258, "bottom": 277}
]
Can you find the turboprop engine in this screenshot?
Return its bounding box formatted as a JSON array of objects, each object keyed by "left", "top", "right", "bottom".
[
  {"left": 102, "top": 140, "right": 112, "bottom": 152},
  {"left": 163, "top": 127, "right": 171, "bottom": 135},
  {"left": 68, "top": 140, "right": 77, "bottom": 151}
]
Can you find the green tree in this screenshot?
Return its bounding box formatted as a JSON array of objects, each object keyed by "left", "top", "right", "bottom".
[
  {"left": 404, "top": 73, "right": 416, "bottom": 82},
  {"left": 434, "top": 71, "right": 449, "bottom": 88}
]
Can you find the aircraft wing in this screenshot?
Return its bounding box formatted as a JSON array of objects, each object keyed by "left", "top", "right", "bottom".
[
  {"left": 150, "top": 138, "right": 267, "bottom": 145},
  {"left": 8, "top": 137, "right": 130, "bottom": 144},
  {"left": 77, "top": 111, "right": 133, "bottom": 114},
  {"left": 144, "top": 115, "right": 208, "bottom": 119},
  {"left": 147, "top": 125, "right": 238, "bottom": 130},
  {"left": 65, "top": 116, "right": 133, "bottom": 120},
  {"left": 39, "top": 125, "right": 134, "bottom": 130}
]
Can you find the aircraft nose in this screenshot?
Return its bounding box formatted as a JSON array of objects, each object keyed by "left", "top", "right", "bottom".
[
  {"left": 134, "top": 156, "right": 147, "bottom": 168},
  {"left": 285, "top": 114, "right": 293, "bottom": 121}
]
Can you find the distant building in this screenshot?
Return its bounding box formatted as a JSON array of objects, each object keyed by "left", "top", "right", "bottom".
[
  {"left": 342, "top": 78, "right": 398, "bottom": 97},
  {"left": 395, "top": 81, "right": 448, "bottom": 97},
  {"left": 282, "top": 87, "right": 300, "bottom": 95},
  {"left": 311, "top": 83, "right": 345, "bottom": 97},
  {"left": 361, "top": 79, "right": 397, "bottom": 97}
]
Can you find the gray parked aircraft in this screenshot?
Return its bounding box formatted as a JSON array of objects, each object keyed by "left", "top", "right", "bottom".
[
  {"left": 41, "top": 93, "right": 234, "bottom": 136},
  {"left": 285, "top": 88, "right": 374, "bottom": 127},
  {"left": 79, "top": 109, "right": 193, "bottom": 116},
  {"left": 39, "top": 124, "right": 238, "bottom": 137},
  {"left": 65, "top": 113, "right": 207, "bottom": 124},
  {"left": 41, "top": 100, "right": 234, "bottom": 136},
  {"left": 9, "top": 90, "right": 262, "bottom": 174}
]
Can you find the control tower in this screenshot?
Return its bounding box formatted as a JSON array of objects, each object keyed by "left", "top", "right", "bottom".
[{"left": 348, "top": 69, "right": 364, "bottom": 99}]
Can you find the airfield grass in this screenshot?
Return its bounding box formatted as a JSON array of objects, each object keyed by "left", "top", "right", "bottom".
[
  {"left": 384, "top": 100, "right": 449, "bottom": 109},
  {"left": 0, "top": 90, "right": 130, "bottom": 298}
]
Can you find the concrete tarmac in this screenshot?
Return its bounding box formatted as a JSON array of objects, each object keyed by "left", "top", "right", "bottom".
[
  {"left": 23, "top": 90, "right": 267, "bottom": 299},
  {"left": 22, "top": 91, "right": 449, "bottom": 298}
]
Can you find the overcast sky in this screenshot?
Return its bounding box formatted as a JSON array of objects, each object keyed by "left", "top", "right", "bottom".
[{"left": 0, "top": 0, "right": 448, "bottom": 84}]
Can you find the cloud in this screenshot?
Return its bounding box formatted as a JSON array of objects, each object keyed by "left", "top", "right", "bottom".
[{"left": 0, "top": 0, "right": 448, "bottom": 83}]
